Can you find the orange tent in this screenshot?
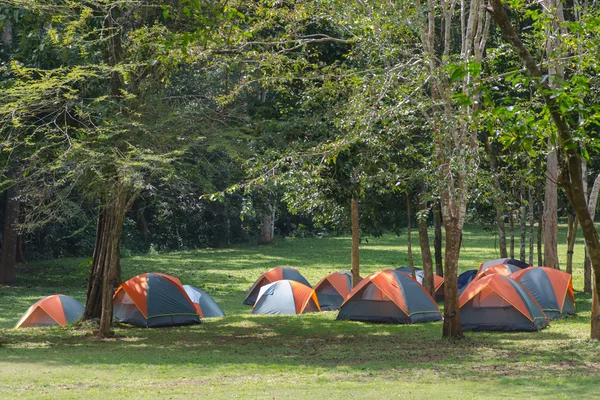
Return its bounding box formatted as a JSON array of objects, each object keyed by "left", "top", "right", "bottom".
[
  {"left": 479, "top": 258, "right": 530, "bottom": 273},
  {"left": 337, "top": 270, "right": 442, "bottom": 324},
  {"left": 394, "top": 267, "right": 444, "bottom": 298},
  {"left": 474, "top": 264, "right": 520, "bottom": 281},
  {"left": 459, "top": 274, "right": 548, "bottom": 331},
  {"left": 113, "top": 272, "right": 200, "bottom": 327},
  {"left": 252, "top": 280, "right": 320, "bottom": 315},
  {"left": 15, "top": 295, "right": 84, "bottom": 328},
  {"left": 510, "top": 266, "right": 575, "bottom": 319},
  {"left": 244, "top": 266, "right": 311, "bottom": 305},
  {"left": 313, "top": 271, "right": 358, "bottom": 310}
]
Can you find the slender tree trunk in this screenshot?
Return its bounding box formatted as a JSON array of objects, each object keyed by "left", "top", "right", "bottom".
[
  {"left": 584, "top": 174, "right": 600, "bottom": 292},
  {"left": 566, "top": 213, "right": 577, "bottom": 275},
  {"left": 544, "top": 145, "right": 560, "bottom": 269},
  {"left": 486, "top": 139, "right": 507, "bottom": 258},
  {"left": 542, "top": 0, "right": 564, "bottom": 271},
  {"left": 16, "top": 235, "right": 24, "bottom": 264},
  {"left": 258, "top": 201, "right": 275, "bottom": 245},
  {"left": 84, "top": 211, "right": 108, "bottom": 320},
  {"left": 406, "top": 194, "right": 415, "bottom": 277},
  {"left": 1, "top": 20, "right": 12, "bottom": 47},
  {"left": 434, "top": 201, "right": 444, "bottom": 277},
  {"left": 528, "top": 189, "right": 534, "bottom": 266},
  {"left": 537, "top": 201, "right": 544, "bottom": 267},
  {"left": 418, "top": 196, "right": 434, "bottom": 296},
  {"left": 519, "top": 186, "right": 526, "bottom": 262},
  {"left": 0, "top": 185, "right": 20, "bottom": 285},
  {"left": 509, "top": 209, "right": 515, "bottom": 259},
  {"left": 351, "top": 196, "right": 360, "bottom": 287}
]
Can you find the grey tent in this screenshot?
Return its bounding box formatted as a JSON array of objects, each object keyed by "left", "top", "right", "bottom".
[
  {"left": 183, "top": 285, "right": 226, "bottom": 318},
  {"left": 244, "top": 266, "right": 312, "bottom": 305},
  {"left": 252, "top": 280, "right": 320, "bottom": 315}
]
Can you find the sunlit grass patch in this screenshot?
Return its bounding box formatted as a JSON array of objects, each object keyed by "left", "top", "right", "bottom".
[{"left": 0, "top": 225, "right": 598, "bottom": 398}]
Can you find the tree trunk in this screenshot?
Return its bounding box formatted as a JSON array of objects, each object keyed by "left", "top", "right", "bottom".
[
  {"left": 434, "top": 201, "right": 443, "bottom": 277},
  {"left": 418, "top": 197, "right": 434, "bottom": 297},
  {"left": 584, "top": 174, "right": 600, "bottom": 292},
  {"left": 84, "top": 185, "right": 127, "bottom": 337},
  {"left": 528, "top": 189, "right": 534, "bottom": 266},
  {"left": 406, "top": 194, "right": 415, "bottom": 276},
  {"left": 519, "top": 188, "right": 527, "bottom": 262},
  {"left": 0, "top": 185, "right": 20, "bottom": 285},
  {"left": 537, "top": 200, "right": 544, "bottom": 267},
  {"left": 1, "top": 20, "right": 12, "bottom": 47},
  {"left": 509, "top": 209, "right": 515, "bottom": 259},
  {"left": 442, "top": 218, "right": 463, "bottom": 339},
  {"left": 351, "top": 196, "right": 360, "bottom": 287},
  {"left": 542, "top": 0, "right": 564, "bottom": 271},
  {"left": 543, "top": 145, "right": 560, "bottom": 268},
  {"left": 566, "top": 213, "right": 577, "bottom": 275},
  {"left": 486, "top": 139, "right": 507, "bottom": 258},
  {"left": 16, "top": 235, "right": 24, "bottom": 264},
  {"left": 258, "top": 201, "right": 275, "bottom": 245}
]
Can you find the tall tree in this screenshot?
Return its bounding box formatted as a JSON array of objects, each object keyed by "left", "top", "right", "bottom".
[
  {"left": 417, "top": 0, "right": 490, "bottom": 338},
  {"left": 1, "top": 0, "right": 246, "bottom": 336},
  {"left": 486, "top": 0, "right": 600, "bottom": 338}
]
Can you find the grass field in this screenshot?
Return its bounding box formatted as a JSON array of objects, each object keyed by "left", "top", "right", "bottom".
[{"left": 1, "top": 225, "right": 599, "bottom": 399}]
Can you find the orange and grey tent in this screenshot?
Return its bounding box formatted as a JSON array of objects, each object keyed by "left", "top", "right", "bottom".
[
  {"left": 479, "top": 258, "right": 529, "bottom": 274},
  {"left": 313, "top": 271, "right": 359, "bottom": 311},
  {"left": 252, "top": 280, "right": 321, "bottom": 315},
  {"left": 458, "top": 270, "right": 478, "bottom": 294},
  {"left": 15, "top": 295, "right": 84, "bottom": 328},
  {"left": 183, "top": 285, "right": 226, "bottom": 318},
  {"left": 113, "top": 272, "right": 200, "bottom": 327},
  {"left": 475, "top": 264, "right": 521, "bottom": 281},
  {"left": 395, "top": 267, "right": 445, "bottom": 299},
  {"left": 459, "top": 274, "right": 548, "bottom": 331},
  {"left": 244, "top": 266, "right": 311, "bottom": 305},
  {"left": 337, "top": 270, "right": 442, "bottom": 324},
  {"left": 510, "top": 266, "right": 576, "bottom": 320}
]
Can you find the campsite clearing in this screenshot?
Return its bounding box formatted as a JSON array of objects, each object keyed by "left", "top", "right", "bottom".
[{"left": 1, "top": 226, "right": 599, "bottom": 399}]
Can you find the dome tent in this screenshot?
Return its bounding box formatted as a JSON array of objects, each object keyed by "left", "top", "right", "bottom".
[
  {"left": 394, "top": 267, "right": 445, "bottom": 299},
  {"left": 337, "top": 270, "right": 442, "bottom": 324},
  {"left": 458, "top": 270, "right": 478, "bottom": 294},
  {"left": 459, "top": 274, "right": 548, "bottom": 331},
  {"left": 474, "top": 264, "right": 521, "bottom": 281},
  {"left": 183, "top": 285, "right": 226, "bottom": 318},
  {"left": 15, "top": 295, "right": 84, "bottom": 328},
  {"left": 479, "top": 258, "right": 530, "bottom": 274},
  {"left": 509, "top": 266, "right": 576, "bottom": 320},
  {"left": 113, "top": 272, "right": 200, "bottom": 327},
  {"left": 313, "top": 271, "right": 358, "bottom": 311},
  {"left": 244, "top": 266, "right": 311, "bottom": 305},
  {"left": 252, "top": 280, "right": 320, "bottom": 315}
]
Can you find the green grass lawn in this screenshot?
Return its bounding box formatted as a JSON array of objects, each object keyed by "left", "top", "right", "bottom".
[{"left": 1, "top": 225, "right": 599, "bottom": 399}]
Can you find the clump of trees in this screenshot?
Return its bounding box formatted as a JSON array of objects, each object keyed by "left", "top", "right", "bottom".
[{"left": 2, "top": 0, "right": 600, "bottom": 339}]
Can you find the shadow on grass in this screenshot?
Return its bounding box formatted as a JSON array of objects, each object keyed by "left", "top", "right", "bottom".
[{"left": 2, "top": 309, "right": 598, "bottom": 384}]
